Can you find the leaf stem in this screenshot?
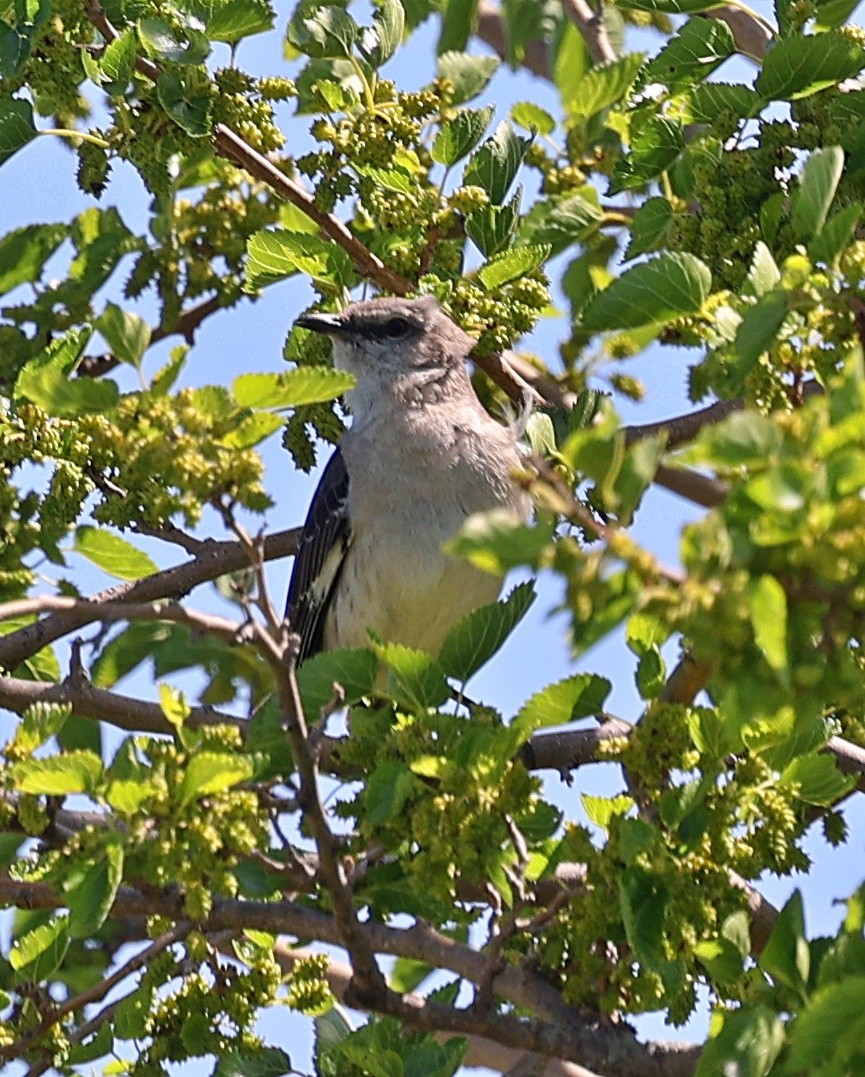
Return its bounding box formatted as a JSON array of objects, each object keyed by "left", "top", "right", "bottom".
[{"left": 39, "top": 127, "right": 110, "bottom": 148}]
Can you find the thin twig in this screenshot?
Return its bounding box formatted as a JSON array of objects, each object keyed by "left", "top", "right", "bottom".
[{"left": 562, "top": 0, "right": 617, "bottom": 65}]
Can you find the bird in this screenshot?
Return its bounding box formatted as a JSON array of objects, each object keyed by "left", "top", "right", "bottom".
[{"left": 285, "top": 295, "right": 531, "bottom": 664}]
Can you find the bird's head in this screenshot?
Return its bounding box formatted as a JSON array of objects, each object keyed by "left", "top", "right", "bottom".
[{"left": 295, "top": 296, "right": 475, "bottom": 392}]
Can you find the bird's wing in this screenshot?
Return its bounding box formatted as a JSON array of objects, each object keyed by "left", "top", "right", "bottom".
[{"left": 285, "top": 447, "right": 351, "bottom": 663}]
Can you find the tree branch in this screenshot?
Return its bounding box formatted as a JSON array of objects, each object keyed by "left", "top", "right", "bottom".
[
  {"left": 562, "top": 0, "right": 617, "bottom": 65},
  {"left": 0, "top": 873, "right": 698, "bottom": 1076},
  {"left": 0, "top": 526, "right": 300, "bottom": 673}
]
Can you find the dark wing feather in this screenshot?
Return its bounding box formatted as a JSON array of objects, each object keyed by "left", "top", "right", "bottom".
[{"left": 285, "top": 447, "right": 351, "bottom": 663}]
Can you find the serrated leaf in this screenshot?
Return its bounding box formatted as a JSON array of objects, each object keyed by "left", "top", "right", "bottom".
[
  {"left": 156, "top": 68, "right": 212, "bottom": 137},
  {"left": 0, "top": 96, "right": 35, "bottom": 166},
  {"left": 437, "top": 0, "right": 478, "bottom": 54},
  {"left": 138, "top": 18, "right": 209, "bottom": 64},
  {"left": 370, "top": 0, "right": 404, "bottom": 65},
  {"left": 477, "top": 243, "right": 550, "bottom": 290},
  {"left": 746, "top": 241, "right": 781, "bottom": 298},
  {"left": 512, "top": 673, "right": 611, "bottom": 743},
  {"left": 519, "top": 191, "right": 602, "bottom": 255},
  {"left": 214, "top": 1046, "right": 294, "bottom": 1077},
  {"left": 463, "top": 121, "right": 530, "bottom": 205},
  {"left": 619, "top": 865, "right": 668, "bottom": 968},
  {"left": 581, "top": 252, "right": 711, "bottom": 330},
  {"left": 0, "top": 222, "right": 68, "bottom": 295},
  {"left": 159, "top": 682, "right": 190, "bottom": 733},
  {"left": 13, "top": 750, "right": 104, "bottom": 794},
  {"left": 97, "top": 302, "right": 151, "bottom": 368},
  {"left": 365, "top": 759, "right": 416, "bottom": 825},
  {"left": 75, "top": 527, "right": 158, "bottom": 581},
  {"left": 685, "top": 81, "right": 756, "bottom": 124},
  {"left": 100, "top": 26, "right": 136, "bottom": 95},
  {"left": 582, "top": 793, "right": 634, "bottom": 830},
  {"left": 786, "top": 977, "right": 865, "bottom": 1071},
  {"left": 792, "top": 145, "right": 844, "bottom": 240},
  {"left": 287, "top": 5, "right": 358, "bottom": 59},
  {"left": 296, "top": 648, "right": 378, "bottom": 720},
  {"left": 624, "top": 197, "right": 673, "bottom": 260},
  {"left": 448, "top": 509, "right": 556, "bottom": 574},
  {"left": 438, "top": 581, "right": 535, "bottom": 681},
  {"left": 189, "top": 0, "right": 275, "bottom": 43},
  {"left": 246, "top": 229, "right": 354, "bottom": 290},
  {"left": 372, "top": 642, "right": 450, "bottom": 711},
  {"left": 568, "top": 52, "right": 645, "bottom": 117},
  {"left": 437, "top": 52, "right": 499, "bottom": 104},
  {"left": 179, "top": 751, "right": 255, "bottom": 806},
  {"left": 67, "top": 840, "right": 123, "bottom": 938},
  {"left": 233, "top": 368, "right": 355, "bottom": 408},
  {"left": 465, "top": 191, "right": 522, "bottom": 257},
  {"left": 10, "top": 915, "right": 70, "bottom": 979},
  {"left": 616, "top": 0, "right": 749, "bottom": 8},
  {"left": 220, "top": 411, "right": 283, "bottom": 448},
  {"left": 511, "top": 101, "right": 554, "bottom": 135},
  {"left": 780, "top": 754, "right": 855, "bottom": 806},
  {"left": 431, "top": 105, "right": 494, "bottom": 167},
  {"left": 611, "top": 114, "right": 684, "bottom": 192},
  {"left": 641, "top": 17, "right": 734, "bottom": 91},
  {"left": 756, "top": 31, "right": 865, "bottom": 101}
]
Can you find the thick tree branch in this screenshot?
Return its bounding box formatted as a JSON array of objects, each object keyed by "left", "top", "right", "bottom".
[
  {"left": 0, "top": 874, "right": 698, "bottom": 1076},
  {"left": 0, "top": 526, "right": 300, "bottom": 672}
]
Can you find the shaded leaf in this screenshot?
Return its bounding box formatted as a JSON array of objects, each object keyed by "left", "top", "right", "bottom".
[
  {"left": 463, "top": 121, "right": 530, "bottom": 205},
  {"left": 477, "top": 243, "right": 549, "bottom": 289},
  {"left": 296, "top": 648, "right": 378, "bottom": 720},
  {"left": 67, "top": 841, "right": 123, "bottom": 938},
  {"left": 437, "top": 51, "right": 499, "bottom": 104},
  {"left": 438, "top": 581, "right": 535, "bottom": 681},
  {"left": 0, "top": 96, "right": 35, "bottom": 167},
  {"left": 792, "top": 145, "right": 844, "bottom": 240},
  {"left": 431, "top": 105, "right": 494, "bottom": 167},
  {"left": 581, "top": 252, "right": 711, "bottom": 330},
  {"left": 756, "top": 32, "right": 865, "bottom": 101},
  {"left": 372, "top": 642, "right": 450, "bottom": 711}
]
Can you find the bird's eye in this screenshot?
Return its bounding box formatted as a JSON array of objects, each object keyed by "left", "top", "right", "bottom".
[{"left": 383, "top": 316, "right": 411, "bottom": 339}]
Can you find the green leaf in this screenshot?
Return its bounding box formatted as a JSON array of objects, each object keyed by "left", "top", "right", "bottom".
[
  {"left": 138, "top": 17, "right": 209, "bottom": 63},
  {"left": 519, "top": 191, "right": 603, "bottom": 255},
  {"left": 698, "top": 1006, "right": 784, "bottom": 1077},
  {"left": 465, "top": 191, "right": 522, "bottom": 257},
  {"left": 296, "top": 648, "right": 378, "bottom": 720},
  {"left": 685, "top": 81, "right": 756, "bottom": 124},
  {"left": 748, "top": 574, "right": 788, "bottom": 674},
  {"left": 780, "top": 754, "right": 855, "bottom": 806},
  {"left": 641, "top": 17, "right": 734, "bottom": 91},
  {"left": 159, "top": 682, "right": 191, "bottom": 733},
  {"left": 100, "top": 26, "right": 136, "bottom": 95},
  {"left": 13, "top": 750, "right": 104, "bottom": 795},
  {"left": 214, "top": 1046, "right": 294, "bottom": 1077},
  {"left": 372, "top": 642, "right": 450, "bottom": 712},
  {"left": 447, "top": 510, "right": 556, "bottom": 574},
  {"left": 97, "top": 302, "right": 151, "bottom": 368},
  {"left": 756, "top": 32, "right": 865, "bottom": 101},
  {"left": 438, "top": 0, "right": 478, "bottom": 54},
  {"left": 74, "top": 526, "right": 158, "bottom": 581},
  {"left": 156, "top": 67, "right": 213, "bottom": 137},
  {"left": 438, "top": 581, "right": 535, "bottom": 682},
  {"left": 179, "top": 751, "right": 256, "bottom": 806},
  {"left": 0, "top": 222, "right": 68, "bottom": 295},
  {"left": 365, "top": 759, "right": 416, "bottom": 824},
  {"left": 809, "top": 200, "right": 862, "bottom": 265},
  {"left": 67, "top": 841, "right": 123, "bottom": 938},
  {"left": 760, "top": 890, "right": 809, "bottom": 996},
  {"left": 511, "top": 101, "right": 554, "bottom": 135},
  {"left": 786, "top": 977, "right": 865, "bottom": 1071},
  {"left": 233, "top": 368, "right": 355, "bottom": 408},
  {"left": 431, "top": 105, "right": 495, "bottom": 167},
  {"left": 220, "top": 411, "right": 283, "bottom": 449},
  {"left": 619, "top": 866, "right": 668, "bottom": 968},
  {"left": 553, "top": 21, "right": 589, "bottom": 116},
  {"left": 370, "top": 0, "right": 404, "bottom": 65},
  {"left": 610, "top": 115, "right": 684, "bottom": 192},
  {"left": 581, "top": 252, "right": 711, "bottom": 330},
  {"left": 582, "top": 793, "right": 634, "bottom": 830},
  {"left": 188, "top": 0, "right": 275, "bottom": 43},
  {"left": 512, "top": 673, "right": 611, "bottom": 743},
  {"left": 0, "top": 96, "right": 35, "bottom": 167},
  {"left": 734, "top": 290, "right": 789, "bottom": 369},
  {"left": 477, "top": 243, "right": 550, "bottom": 290},
  {"left": 613, "top": 0, "right": 726, "bottom": 9},
  {"left": 815, "top": 0, "right": 861, "bottom": 30},
  {"left": 624, "top": 197, "right": 673, "bottom": 260},
  {"left": 15, "top": 334, "right": 120, "bottom": 415},
  {"left": 792, "top": 145, "right": 845, "bottom": 240},
  {"left": 10, "top": 915, "right": 70, "bottom": 980},
  {"left": 463, "top": 121, "right": 530, "bottom": 205},
  {"left": 436, "top": 52, "right": 499, "bottom": 105},
  {"left": 246, "top": 229, "right": 354, "bottom": 290},
  {"left": 568, "top": 52, "right": 645, "bottom": 117},
  {"left": 746, "top": 241, "right": 781, "bottom": 298},
  {"left": 287, "top": 4, "right": 358, "bottom": 59}
]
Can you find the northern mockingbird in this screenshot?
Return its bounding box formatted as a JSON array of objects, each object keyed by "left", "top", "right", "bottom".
[{"left": 285, "top": 295, "right": 531, "bottom": 662}]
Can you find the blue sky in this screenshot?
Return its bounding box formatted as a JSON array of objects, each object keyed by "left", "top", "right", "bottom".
[{"left": 3, "top": 2, "right": 865, "bottom": 1074}]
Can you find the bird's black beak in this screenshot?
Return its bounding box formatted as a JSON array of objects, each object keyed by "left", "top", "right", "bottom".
[{"left": 295, "top": 312, "right": 348, "bottom": 335}]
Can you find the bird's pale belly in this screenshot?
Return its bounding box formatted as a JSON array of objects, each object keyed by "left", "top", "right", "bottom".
[{"left": 323, "top": 522, "right": 502, "bottom": 655}]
